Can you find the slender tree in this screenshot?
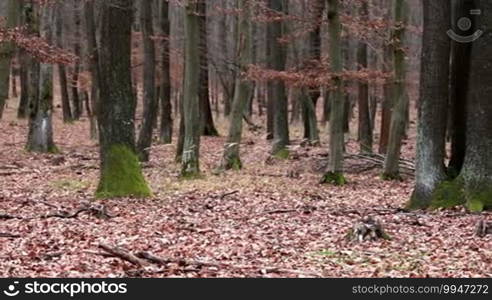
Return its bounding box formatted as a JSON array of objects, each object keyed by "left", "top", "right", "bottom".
[
  {"left": 159, "top": 0, "right": 173, "bottom": 144},
  {"left": 137, "top": 0, "right": 158, "bottom": 162},
  {"left": 198, "top": 1, "right": 219, "bottom": 137},
  {"left": 181, "top": 0, "right": 202, "bottom": 178},
  {"left": 268, "top": 0, "right": 289, "bottom": 157},
  {"left": 383, "top": 0, "right": 407, "bottom": 180},
  {"left": 96, "top": 0, "right": 151, "bottom": 198},
  {"left": 218, "top": 0, "right": 252, "bottom": 171},
  {"left": 0, "top": 0, "right": 20, "bottom": 119},
  {"left": 357, "top": 0, "right": 372, "bottom": 153},
  {"left": 55, "top": 2, "right": 72, "bottom": 123},
  {"left": 26, "top": 4, "right": 57, "bottom": 153},
  {"left": 83, "top": 0, "right": 100, "bottom": 140},
  {"left": 321, "top": 0, "right": 345, "bottom": 185}
]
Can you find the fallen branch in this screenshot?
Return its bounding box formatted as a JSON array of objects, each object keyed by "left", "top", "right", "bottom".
[
  {"left": 219, "top": 190, "right": 239, "bottom": 200},
  {"left": 136, "top": 251, "right": 322, "bottom": 277},
  {"left": 42, "top": 205, "right": 113, "bottom": 220},
  {"left": 0, "top": 232, "right": 21, "bottom": 238},
  {"left": 98, "top": 243, "right": 149, "bottom": 267},
  {"left": 0, "top": 213, "right": 23, "bottom": 220}
]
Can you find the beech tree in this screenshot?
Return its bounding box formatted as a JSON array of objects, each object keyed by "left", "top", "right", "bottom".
[
  {"left": 0, "top": 0, "right": 20, "bottom": 119},
  {"left": 181, "top": 0, "right": 202, "bottom": 178},
  {"left": 218, "top": 0, "right": 253, "bottom": 171},
  {"left": 268, "top": 0, "right": 290, "bottom": 157},
  {"left": 96, "top": 0, "right": 151, "bottom": 198},
  {"left": 321, "top": 0, "right": 345, "bottom": 185},
  {"left": 137, "top": 0, "right": 158, "bottom": 162},
  {"left": 26, "top": 3, "right": 57, "bottom": 153}
]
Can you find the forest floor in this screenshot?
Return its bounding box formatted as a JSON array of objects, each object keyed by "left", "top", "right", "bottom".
[{"left": 0, "top": 103, "right": 491, "bottom": 278}]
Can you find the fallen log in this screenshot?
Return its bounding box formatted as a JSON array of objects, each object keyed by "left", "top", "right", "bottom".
[{"left": 98, "top": 243, "right": 149, "bottom": 267}]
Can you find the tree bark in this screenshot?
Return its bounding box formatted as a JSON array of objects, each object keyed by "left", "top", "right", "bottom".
[
  {"left": 219, "top": 0, "right": 252, "bottom": 171},
  {"left": 26, "top": 4, "right": 57, "bottom": 153},
  {"left": 0, "top": 0, "right": 20, "bottom": 119},
  {"left": 198, "top": 2, "right": 219, "bottom": 137},
  {"left": 357, "top": 1, "right": 372, "bottom": 154},
  {"left": 137, "top": 0, "right": 158, "bottom": 162},
  {"left": 70, "top": 0, "right": 82, "bottom": 120},
  {"left": 55, "top": 2, "right": 72, "bottom": 123},
  {"left": 84, "top": 0, "right": 100, "bottom": 140},
  {"left": 159, "top": 0, "right": 173, "bottom": 144},
  {"left": 383, "top": 0, "right": 407, "bottom": 180},
  {"left": 321, "top": 0, "right": 345, "bottom": 185},
  {"left": 181, "top": 0, "right": 202, "bottom": 178},
  {"left": 96, "top": 0, "right": 151, "bottom": 198},
  {"left": 409, "top": 0, "right": 450, "bottom": 209},
  {"left": 458, "top": 0, "right": 492, "bottom": 211},
  {"left": 268, "top": 0, "right": 290, "bottom": 157}
]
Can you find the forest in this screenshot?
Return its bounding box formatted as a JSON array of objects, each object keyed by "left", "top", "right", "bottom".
[{"left": 0, "top": 0, "right": 491, "bottom": 278}]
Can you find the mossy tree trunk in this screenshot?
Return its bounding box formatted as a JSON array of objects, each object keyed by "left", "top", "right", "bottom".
[
  {"left": 17, "top": 48, "right": 30, "bottom": 119},
  {"left": 301, "top": 88, "right": 320, "bottom": 145},
  {"left": 181, "top": 0, "right": 202, "bottom": 178},
  {"left": 83, "top": 0, "right": 100, "bottom": 140},
  {"left": 159, "top": 0, "right": 173, "bottom": 144},
  {"left": 0, "top": 0, "right": 20, "bottom": 119},
  {"left": 268, "top": 0, "right": 290, "bottom": 157},
  {"left": 219, "top": 0, "right": 252, "bottom": 171},
  {"left": 409, "top": 0, "right": 450, "bottom": 209},
  {"left": 321, "top": 0, "right": 346, "bottom": 185},
  {"left": 458, "top": 0, "right": 492, "bottom": 211},
  {"left": 137, "top": 0, "right": 158, "bottom": 162},
  {"left": 357, "top": 1, "right": 372, "bottom": 154},
  {"left": 26, "top": 4, "right": 57, "bottom": 154},
  {"left": 96, "top": 0, "right": 151, "bottom": 198},
  {"left": 55, "top": 2, "right": 72, "bottom": 123},
  {"left": 383, "top": 0, "right": 407, "bottom": 180}
]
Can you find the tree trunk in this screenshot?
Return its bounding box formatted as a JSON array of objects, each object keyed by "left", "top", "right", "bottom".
[
  {"left": 159, "top": 0, "right": 173, "bottom": 144},
  {"left": 321, "top": 0, "right": 345, "bottom": 185},
  {"left": 219, "top": 0, "right": 252, "bottom": 171},
  {"left": 379, "top": 1, "right": 394, "bottom": 154},
  {"left": 71, "top": 0, "right": 82, "bottom": 120},
  {"left": 96, "top": 0, "right": 151, "bottom": 198},
  {"left": 303, "top": 0, "right": 323, "bottom": 143},
  {"left": 55, "top": 2, "right": 72, "bottom": 123},
  {"left": 84, "top": 0, "right": 100, "bottom": 140},
  {"left": 268, "top": 0, "right": 289, "bottom": 157},
  {"left": 181, "top": 0, "right": 202, "bottom": 178},
  {"left": 357, "top": 1, "right": 372, "bottom": 154},
  {"left": 26, "top": 4, "right": 57, "bottom": 153},
  {"left": 409, "top": 0, "right": 450, "bottom": 209},
  {"left": 137, "top": 0, "right": 158, "bottom": 162},
  {"left": 383, "top": 0, "right": 407, "bottom": 180},
  {"left": 457, "top": 0, "right": 492, "bottom": 211},
  {"left": 0, "top": 0, "right": 20, "bottom": 119},
  {"left": 198, "top": 2, "right": 219, "bottom": 137},
  {"left": 17, "top": 49, "right": 29, "bottom": 118},
  {"left": 448, "top": 0, "right": 473, "bottom": 177}
]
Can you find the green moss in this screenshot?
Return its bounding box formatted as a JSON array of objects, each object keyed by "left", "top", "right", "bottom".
[
  {"left": 320, "top": 172, "right": 347, "bottom": 186},
  {"left": 96, "top": 145, "right": 152, "bottom": 199},
  {"left": 48, "top": 144, "right": 60, "bottom": 154},
  {"left": 273, "top": 148, "right": 290, "bottom": 160},
  {"left": 465, "top": 187, "right": 492, "bottom": 212},
  {"left": 429, "top": 180, "right": 465, "bottom": 209}
]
